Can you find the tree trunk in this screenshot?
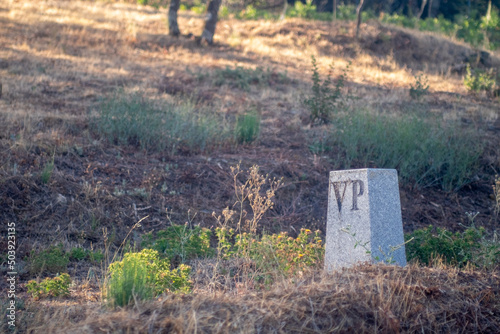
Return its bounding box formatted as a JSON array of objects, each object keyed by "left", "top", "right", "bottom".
[
  {"left": 168, "top": 0, "right": 180, "bottom": 37},
  {"left": 280, "top": 0, "right": 288, "bottom": 21},
  {"left": 333, "top": 0, "right": 337, "bottom": 20},
  {"left": 427, "top": 0, "right": 433, "bottom": 18},
  {"left": 200, "top": 0, "right": 222, "bottom": 45},
  {"left": 355, "top": 0, "right": 365, "bottom": 40},
  {"left": 416, "top": 0, "right": 427, "bottom": 20}
]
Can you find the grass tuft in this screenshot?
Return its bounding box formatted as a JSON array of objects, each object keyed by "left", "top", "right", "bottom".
[
  {"left": 331, "top": 110, "right": 483, "bottom": 191},
  {"left": 94, "top": 92, "right": 230, "bottom": 154},
  {"left": 234, "top": 111, "right": 260, "bottom": 144}
]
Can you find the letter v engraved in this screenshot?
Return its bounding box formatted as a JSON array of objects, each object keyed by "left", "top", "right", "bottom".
[{"left": 332, "top": 181, "right": 348, "bottom": 213}]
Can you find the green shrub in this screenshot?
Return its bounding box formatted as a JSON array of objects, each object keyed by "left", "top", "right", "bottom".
[
  {"left": 405, "top": 225, "right": 500, "bottom": 268},
  {"left": 464, "top": 64, "right": 496, "bottom": 95},
  {"left": 142, "top": 224, "right": 213, "bottom": 264},
  {"left": 191, "top": 4, "right": 206, "bottom": 15},
  {"left": 27, "top": 273, "right": 71, "bottom": 300},
  {"left": 239, "top": 5, "right": 258, "bottom": 20},
  {"left": 304, "top": 56, "right": 349, "bottom": 125},
  {"left": 29, "top": 245, "right": 69, "bottom": 275},
  {"left": 69, "top": 247, "right": 104, "bottom": 263},
  {"left": 89, "top": 250, "right": 105, "bottom": 263},
  {"left": 331, "top": 110, "right": 482, "bottom": 191},
  {"left": 69, "top": 247, "right": 87, "bottom": 261},
  {"left": 409, "top": 73, "right": 430, "bottom": 100},
  {"left": 95, "top": 92, "right": 229, "bottom": 154},
  {"left": 106, "top": 249, "right": 191, "bottom": 307},
  {"left": 335, "top": 4, "right": 357, "bottom": 21},
  {"left": 287, "top": 0, "right": 317, "bottom": 19},
  {"left": 134, "top": 0, "right": 167, "bottom": 9},
  {"left": 235, "top": 111, "right": 260, "bottom": 144}
]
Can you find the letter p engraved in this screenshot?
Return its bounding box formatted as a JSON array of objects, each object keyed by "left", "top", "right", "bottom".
[{"left": 351, "top": 180, "right": 364, "bottom": 211}]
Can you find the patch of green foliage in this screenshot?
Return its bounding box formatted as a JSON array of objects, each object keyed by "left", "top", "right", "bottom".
[
  {"left": 142, "top": 224, "right": 213, "bottom": 264},
  {"left": 95, "top": 92, "right": 230, "bottom": 154},
  {"left": 27, "top": 273, "right": 71, "bottom": 300},
  {"left": 405, "top": 224, "right": 500, "bottom": 269},
  {"left": 106, "top": 249, "right": 191, "bottom": 307},
  {"left": 304, "top": 56, "right": 349, "bottom": 125},
  {"left": 40, "top": 159, "right": 54, "bottom": 185},
  {"left": 235, "top": 111, "right": 260, "bottom": 144},
  {"left": 69, "top": 247, "right": 105, "bottom": 263},
  {"left": 215, "top": 227, "right": 324, "bottom": 284},
  {"left": 409, "top": 73, "right": 430, "bottom": 100},
  {"left": 464, "top": 64, "right": 496, "bottom": 95},
  {"left": 331, "top": 110, "right": 482, "bottom": 191},
  {"left": 237, "top": 4, "right": 275, "bottom": 20},
  {"left": 29, "top": 245, "right": 69, "bottom": 275},
  {"left": 287, "top": 0, "right": 319, "bottom": 20}
]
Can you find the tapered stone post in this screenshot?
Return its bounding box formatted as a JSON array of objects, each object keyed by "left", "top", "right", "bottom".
[{"left": 324, "top": 169, "right": 407, "bottom": 270}]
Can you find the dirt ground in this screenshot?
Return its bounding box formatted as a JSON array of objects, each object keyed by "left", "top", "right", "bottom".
[{"left": 0, "top": 0, "right": 499, "bottom": 285}]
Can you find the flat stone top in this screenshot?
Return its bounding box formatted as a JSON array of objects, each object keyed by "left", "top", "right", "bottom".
[{"left": 330, "top": 168, "right": 397, "bottom": 176}]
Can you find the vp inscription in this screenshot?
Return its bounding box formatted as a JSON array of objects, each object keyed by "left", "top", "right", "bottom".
[{"left": 330, "top": 179, "right": 364, "bottom": 212}]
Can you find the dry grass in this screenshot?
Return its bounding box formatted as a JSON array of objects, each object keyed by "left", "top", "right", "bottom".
[
  {"left": 1, "top": 0, "right": 500, "bottom": 332},
  {"left": 19, "top": 263, "right": 500, "bottom": 333}
]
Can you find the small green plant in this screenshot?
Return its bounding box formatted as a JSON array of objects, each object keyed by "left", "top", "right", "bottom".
[
  {"left": 27, "top": 273, "right": 71, "bottom": 300},
  {"left": 29, "top": 245, "right": 69, "bottom": 275},
  {"left": 142, "top": 219, "right": 213, "bottom": 264},
  {"left": 304, "top": 56, "right": 349, "bottom": 125},
  {"left": 341, "top": 225, "right": 412, "bottom": 264},
  {"left": 409, "top": 73, "right": 430, "bottom": 100},
  {"left": 235, "top": 111, "right": 260, "bottom": 144},
  {"left": 106, "top": 249, "right": 191, "bottom": 307},
  {"left": 40, "top": 159, "right": 54, "bottom": 184},
  {"left": 464, "top": 64, "right": 496, "bottom": 95},
  {"left": 405, "top": 223, "right": 500, "bottom": 268},
  {"left": 69, "top": 247, "right": 87, "bottom": 261}
]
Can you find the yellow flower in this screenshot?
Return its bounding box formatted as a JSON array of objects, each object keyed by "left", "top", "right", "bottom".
[{"left": 298, "top": 254, "right": 304, "bottom": 258}]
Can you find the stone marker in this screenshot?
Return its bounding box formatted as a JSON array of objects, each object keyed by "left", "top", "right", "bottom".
[{"left": 324, "top": 168, "right": 406, "bottom": 270}]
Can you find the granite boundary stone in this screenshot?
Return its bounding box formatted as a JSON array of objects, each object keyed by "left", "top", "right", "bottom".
[{"left": 324, "top": 168, "right": 407, "bottom": 270}]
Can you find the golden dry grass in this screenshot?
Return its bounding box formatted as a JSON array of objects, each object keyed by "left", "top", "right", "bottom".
[{"left": 19, "top": 263, "right": 500, "bottom": 333}]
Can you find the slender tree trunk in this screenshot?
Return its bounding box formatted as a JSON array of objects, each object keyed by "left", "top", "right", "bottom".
[
  {"left": 280, "top": 0, "right": 288, "bottom": 21},
  {"left": 355, "top": 0, "right": 365, "bottom": 40},
  {"left": 416, "top": 0, "right": 427, "bottom": 20},
  {"left": 200, "top": 0, "right": 222, "bottom": 45},
  {"left": 168, "top": 0, "right": 181, "bottom": 36},
  {"left": 333, "top": 0, "right": 337, "bottom": 20},
  {"left": 427, "top": 0, "right": 433, "bottom": 18}
]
